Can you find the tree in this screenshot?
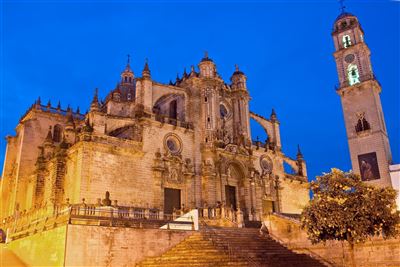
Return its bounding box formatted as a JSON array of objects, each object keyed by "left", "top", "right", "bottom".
[{"left": 301, "top": 168, "right": 400, "bottom": 266}]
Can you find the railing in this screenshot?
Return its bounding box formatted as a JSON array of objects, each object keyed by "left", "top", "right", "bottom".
[
  {"left": 200, "top": 220, "right": 261, "bottom": 267},
  {"left": 198, "top": 206, "right": 238, "bottom": 225},
  {"left": 154, "top": 114, "right": 194, "bottom": 130},
  {"left": 1, "top": 207, "right": 71, "bottom": 242},
  {"left": 69, "top": 205, "right": 153, "bottom": 219},
  {"left": 68, "top": 204, "right": 192, "bottom": 221},
  {"left": 336, "top": 73, "right": 380, "bottom": 90},
  {"left": 69, "top": 205, "right": 195, "bottom": 230},
  {"left": 19, "top": 102, "right": 85, "bottom": 123},
  {"left": 284, "top": 173, "right": 308, "bottom": 183},
  {"left": 0, "top": 204, "right": 196, "bottom": 242}
]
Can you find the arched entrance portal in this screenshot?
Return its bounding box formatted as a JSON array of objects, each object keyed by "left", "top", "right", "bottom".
[{"left": 224, "top": 162, "right": 245, "bottom": 211}]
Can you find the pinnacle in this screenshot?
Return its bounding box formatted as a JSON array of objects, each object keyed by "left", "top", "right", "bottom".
[
  {"left": 142, "top": 58, "right": 151, "bottom": 78},
  {"left": 297, "top": 144, "right": 303, "bottom": 159},
  {"left": 270, "top": 108, "right": 277, "bottom": 120},
  {"left": 44, "top": 126, "right": 53, "bottom": 143},
  {"left": 90, "top": 88, "right": 100, "bottom": 111}
]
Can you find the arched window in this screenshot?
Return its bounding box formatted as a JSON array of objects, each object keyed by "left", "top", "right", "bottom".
[
  {"left": 169, "top": 100, "right": 177, "bottom": 119},
  {"left": 347, "top": 64, "right": 360, "bottom": 85},
  {"left": 355, "top": 113, "right": 371, "bottom": 133},
  {"left": 342, "top": 35, "right": 352, "bottom": 48},
  {"left": 53, "top": 124, "right": 63, "bottom": 143},
  {"left": 220, "top": 104, "right": 228, "bottom": 119}
]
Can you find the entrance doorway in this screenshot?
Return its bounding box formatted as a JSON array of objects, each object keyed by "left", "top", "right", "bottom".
[
  {"left": 164, "top": 188, "right": 181, "bottom": 215},
  {"left": 225, "top": 185, "right": 237, "bottom": 210}
]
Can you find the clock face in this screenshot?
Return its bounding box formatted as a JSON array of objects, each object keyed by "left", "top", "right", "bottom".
[{"left": 345, "top": 54, "right": 355, "bottom": 63}]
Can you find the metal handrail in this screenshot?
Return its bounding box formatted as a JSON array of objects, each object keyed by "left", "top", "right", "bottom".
[{"left": 200, "top": 219, "right": 261, "bottom": 267}]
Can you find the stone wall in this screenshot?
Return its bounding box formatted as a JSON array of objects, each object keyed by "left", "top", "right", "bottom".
[
  {"left": 390, "top": 164, "right": 400, "bottom": 210},
  {"left": 278, "top": 178, "right": 310, "bottom": 214},
  {"left": 340, "top": 81, "right": 392, "bottom": 188},
  {"left": 64, "top": 225, "right": 192, "bottom": 267},
  {"left": 1, "top": 107, "right": 83, "bottom": 218},
  {"left": 7, "top": 225, "right": 67, "bottom": 267},
  {"left": 265, "top": 214, "right": 400, "bottom": 267},
  {"left": 69, "top": 120, "right": 196, "bottom": 209}
]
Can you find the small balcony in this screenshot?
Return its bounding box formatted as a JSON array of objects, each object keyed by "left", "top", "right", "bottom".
[
  {"left": 154, "top": 114, "right": 194, "bottom": 130},
  {"left": 335, "top": 73, "right": 380, "bottom": 90}
]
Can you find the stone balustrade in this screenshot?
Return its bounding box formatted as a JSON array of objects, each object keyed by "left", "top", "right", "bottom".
[
  {"left": 153, "top": 114, "right": 194, "bottom": 130},
  {"left": 69, "top": 204, "right": 164, "bottom": 220},
  {"left": 198, "top": 206, "right": 246, "bottom": 227},
  {"left": 0, "top": 202, "right": 195, "bottom": 242}
]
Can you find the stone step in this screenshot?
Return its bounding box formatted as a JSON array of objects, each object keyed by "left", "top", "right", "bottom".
[
  {"left": 138, "top": 263, "right": 249, "bottom": 267},
  {"left": 136, "top": 226, "right": 326, "bottom": 267}
]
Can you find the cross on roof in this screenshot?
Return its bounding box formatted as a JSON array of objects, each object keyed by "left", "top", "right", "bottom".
[{"left": 339, "top": 0, "right": 346, "bottom": 13}]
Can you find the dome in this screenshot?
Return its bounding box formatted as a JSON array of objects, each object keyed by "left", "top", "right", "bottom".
[
  {"left": 232, "top": 65, "right": 244, "bottom": 76},
  {"left": 233, "top": 69, "right": 244, "bottom": 75},
  {"left": 335, "top": 12, "right": 355, "bottom": 22},
  {"left": 200, "top": 56, "right": 213, "bottom": 63},
  {"left": 200, "top": 51, "right": 214, "bottom": 63}
]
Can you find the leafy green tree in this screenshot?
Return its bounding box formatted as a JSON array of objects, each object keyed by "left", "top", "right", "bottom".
[{"left": 301, "top": 168, "right": 400, "bottom": 266}]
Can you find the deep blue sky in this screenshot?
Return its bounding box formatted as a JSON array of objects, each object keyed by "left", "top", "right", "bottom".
[{"left": 1, "top": 1, "right": 399, "bottom": 182}]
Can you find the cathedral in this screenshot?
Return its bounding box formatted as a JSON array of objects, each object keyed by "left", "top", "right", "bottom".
[
  {"left": 0, "top": 53, "right": 309, "bottom": 222},
  {"left": 1, "top": 5, "right": 398, "bottom": 266}
]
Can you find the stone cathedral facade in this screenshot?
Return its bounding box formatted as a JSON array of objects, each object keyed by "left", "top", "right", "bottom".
[{"left": 0, "top": 54, "right": 309, "bottom": 222}]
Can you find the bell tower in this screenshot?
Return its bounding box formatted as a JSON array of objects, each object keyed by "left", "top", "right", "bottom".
[{"left": 332, "top": 9, "right": 392, "bottom": 186}]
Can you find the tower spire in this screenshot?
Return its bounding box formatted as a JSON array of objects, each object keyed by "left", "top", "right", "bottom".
[
  {"left": 332, "top": 10, "right": 393, "bottom": 187},
  {"left": 270, "top": 108, "right": 277, "bottom": 122},
  {"left": 90, "top": 88, "right": 99, "bottom": 111},
  {"left": 142, "top": 58, "right": 151, "bottom": 79},
  {"left": 121, "top": 55, "right": 134, "bottom": 83},
  {"left": 297, "top": 144, "right": 303, "bottom": 160}
]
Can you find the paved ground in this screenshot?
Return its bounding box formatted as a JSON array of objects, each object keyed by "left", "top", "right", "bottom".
[{"left": 0, "top": 244, "right": 27, "bottom": 267}]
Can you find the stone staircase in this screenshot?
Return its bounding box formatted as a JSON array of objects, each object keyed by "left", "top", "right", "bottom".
[
  {"left": 202, "top": 218, "right": 237, "bottom": 228},
  {"left": 136, "top": 232, "right": 248, "bottom": 267},
  {"left": 136, "top": 226, "right": 327, "bottom": 267},
  {"left": 0, "top": 244, "right": 27, "bottom": 267}
]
